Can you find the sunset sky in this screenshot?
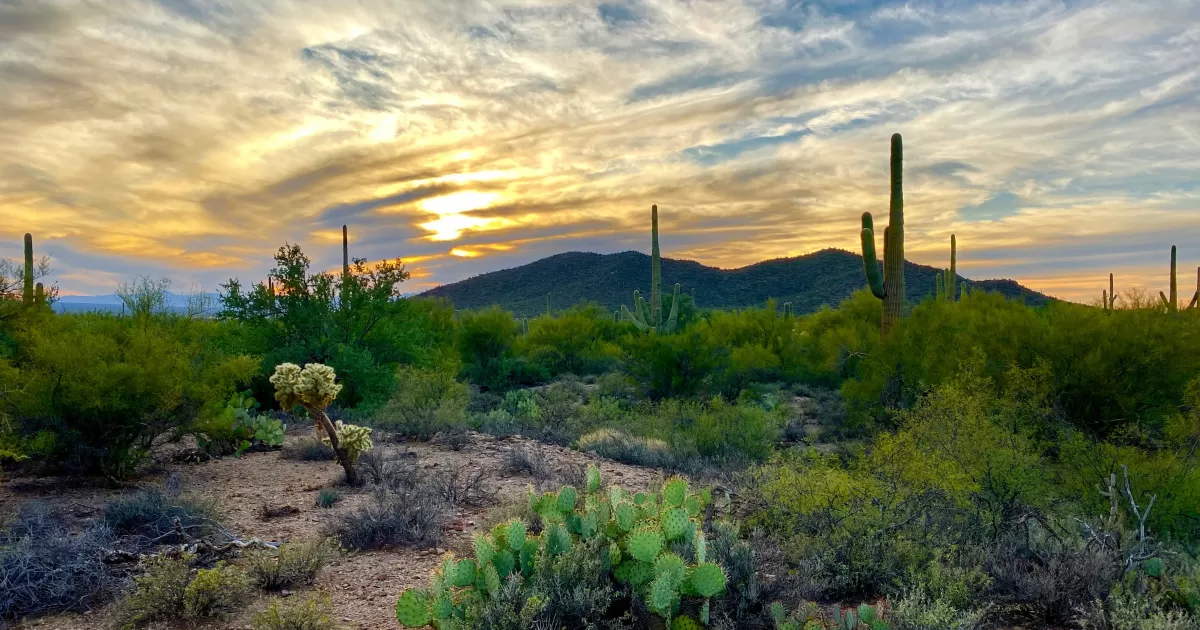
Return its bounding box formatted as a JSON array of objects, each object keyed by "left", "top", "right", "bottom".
[{"left": 2, "top": 0, "right": 1199, "bottom": 304}]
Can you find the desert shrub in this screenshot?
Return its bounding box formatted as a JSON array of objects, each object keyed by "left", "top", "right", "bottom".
[
  {"left": 436, "top": 463, "right": 497, "bottom": 507},
  {"left": 0, "top": 313, "right": 257, "bottom": 477},
  {"left": 182, "top": 562, "right": 253, "bottom": 618},
  {"left": 623, "top": 327, "right": 726, "bottom": 399},
  {"left": 515, "top": 304, "right": 624, "bottom": 376},
  {"left": 103, "top": 482, "right": 220, "bottom": 549},
  {"left": 245, "top": 538, "right": 339, "bottom": 590},
  {"left": 576, "top": 428, "right": 675, "bottom": 469},
  {"left": 252, "top": 594, "right": 339, "bottom": 630},
  {"left": 330, "top": 486, "right": 448, "bottom": 550},
  {"left": 282, "top": 436, "right": 337, "bottom": 461},
  {"left": 504, "top": 443, "right": 554, "bottom": 480},
  {"left": 117, "top": 554, "right": 192, "bottom": 627},
  {"left": 373, "top": 365, "right": 469, "bottom": 439},
  {"left": 316, "top": 488, "right": 342, "bottom": 508},
  {"left": 892, "top": 591, "right": 988, "bottom": 630},
  {"left": 0, "top": 502, "right": 118, "bottom": 621},
  {"left": 458, "top": 307, "right": 548, "bottom": 391},
  {"left": 467, "top": 388, "right": 504, "bottom": 413},
  {"left": 103, "top": 483, "right": 219, "bottom": 551},
  {"left": 688, "top": 396, "right": 783, "bottom": 462},
  {"left": 116, "top": 554, "right": 251, "bottom": 626},
  {"left": 983, "top": 525, "right": 1123, "bottom": 625}
]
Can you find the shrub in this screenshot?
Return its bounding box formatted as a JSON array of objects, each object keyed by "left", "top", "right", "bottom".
[
  {"left": 0, "top": 313, "right": 257, "bottom": 477},
  {"left": 103, "top": 484, "right": 219, "bottom": 551},
  {"left": 252, "top": 594, "right": 340, "bottom": 630},
  {"left": 576, "top": 428, "right": 675, "bottom": 469},
  {"left": 281, "top": 436, "right": 337, "bottom": 461},
  {"left": 246, "top": 538, "right": 339, "bottom": 590},
  {"left": 374, "top": 365, "right": 469, "bottom": 439},
  {"left": 316, "top": 488, "right": 342, "bottom": 508},
  {"left": 0, "top": 502, "right": 118, "bottom": 621},
  {"left": 892, "top": 591, "right": 987, "bottom": 630},
  {"left": 117, "top": 554, "right": 192, "bottom": 627},
  {"left": 182, "top": 562, "right": 252, "bottom": 618},
  {"left": 504, "top": 443, "right": 554, "bottom": 480},
  {"left": 330, "top": 487, "right": 449, "bottom": 551}
]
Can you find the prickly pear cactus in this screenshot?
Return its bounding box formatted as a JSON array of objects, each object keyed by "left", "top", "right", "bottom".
[{"left": 395, "top": 469, "right": 726, "bottom": 628}]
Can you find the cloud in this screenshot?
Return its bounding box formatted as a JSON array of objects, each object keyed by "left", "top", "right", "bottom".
[{"left": 0, "top": 0, "right": 1198, "bottom": 301}]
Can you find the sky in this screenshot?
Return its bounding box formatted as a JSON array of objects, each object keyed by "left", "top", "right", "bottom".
[{"left": 2, "top": 0, "right": 1199, "bottom": 304}]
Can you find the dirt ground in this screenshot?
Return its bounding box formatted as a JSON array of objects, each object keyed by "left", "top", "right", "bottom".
[{"left": 1, "top": 431, "right": 665, "bottom": 630}]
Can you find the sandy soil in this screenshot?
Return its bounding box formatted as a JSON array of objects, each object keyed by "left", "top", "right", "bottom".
[{"left": 2, "top": 431, "right": 664, "bottom": 630}]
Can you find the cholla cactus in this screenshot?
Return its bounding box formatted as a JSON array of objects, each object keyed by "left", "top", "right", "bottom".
[
  {"left": 270, "top": 363, "right": 343, "bottom": 410},
  {"left": 322, "top": 421, "right": 373, "bottom": 465},
  {"left": 270, "top": 362, "right": 358, "bottom": 485},
  {"left": 396, "top": 467, "right": 725, "bottom": 628}
]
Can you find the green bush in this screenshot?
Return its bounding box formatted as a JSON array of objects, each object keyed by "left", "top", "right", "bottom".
[
  {"left": 182, "top": 562, "right": 253, "bottom": 618},
  {"left": 252, "top": 594, "right": 340, "bottom": 630},
  {"left": 246, "top": 538, "right": 339, "bottom": 590},
  {"left": 373, "top": 365, "right": 469, "bottom": 438},
  {"left": 117, "top": 555, "right": 251, "bottom": 627},
  {"left": 0, "top": 313, "right": 257, "bottom": 477},
  {"left": 515, "top": 304, "right": 624, "bottom": 376}
]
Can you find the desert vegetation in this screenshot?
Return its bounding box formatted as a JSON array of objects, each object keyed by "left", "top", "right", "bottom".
[{"left": 1, "top": 136, "right": 1198, "bottom": 630}]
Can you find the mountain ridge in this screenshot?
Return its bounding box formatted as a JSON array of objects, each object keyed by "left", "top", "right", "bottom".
[{"left": 420, "top": 248, "right": 1054, "bottom": 316}]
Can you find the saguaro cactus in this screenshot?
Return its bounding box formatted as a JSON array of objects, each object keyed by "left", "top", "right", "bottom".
[
  {"left": 22, "top": 233, "right": 34, "bottom": 305},
  {"left": 1189, "top": 267, "right": 1199, "bottom": 310},
  {"left": 1104, "top": 273, "right": 1117, "bottom": 311},
  {"left": 860, "top": 134, "right": 905, "bottom": 335},
  {"left": 622, "top": 204, "right": 681, "bottom": 333},
  {"left": 341, "top": 225, "right": 350, "bottom": 306},
  {"left": 1160, "top": 245, "right": 1178, "bottom": 312}
]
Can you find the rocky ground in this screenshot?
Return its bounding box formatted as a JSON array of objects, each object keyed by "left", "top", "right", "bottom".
[{"left": 1, "top": 430, "right": 665, "bottom": 630}]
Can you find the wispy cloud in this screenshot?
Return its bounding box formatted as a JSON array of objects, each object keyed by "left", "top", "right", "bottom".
[{"left": 1, "top": 0, "right": 1198, "bottom": 301}]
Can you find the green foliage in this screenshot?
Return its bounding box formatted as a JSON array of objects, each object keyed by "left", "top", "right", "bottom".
[
  {"left": 117, "top": 555, "right": 251, "bottom": 627},
  {"left": 0, "top": 313, "right": 256, "bottom": 477},
  {"left": 219, "top": 243, "right": 453, "bottom": 410},
  {"left": 245, "top": 538, "right": 339, "bottom": 590},
  {"left": 252, "top": 594, "right": 340, "bottom": 630},
  {"left": 374, "top": 365, "right": 469, "bottom": 438},
  {"left": 517, "top": 303, "right": 625, "bottom": 375},
  {"left": 195, "top": 391, "right": 286, "bottom": 456},
  {"left": 316, "top": 488, "right": 342, "bottom": 508},
  {"left": 458, "top": 306, "right": 548, "bottom": 391},
  {"left": 395, "top": 470, "right": 724, "bottom": 628}
]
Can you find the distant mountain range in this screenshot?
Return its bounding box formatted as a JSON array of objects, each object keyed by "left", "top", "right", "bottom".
[
  {"left": 420, "top": 248, "right": 1054, "bottom": 317},
  {"left": 53, "top": 292, "right": 220, "bottom": 314}
]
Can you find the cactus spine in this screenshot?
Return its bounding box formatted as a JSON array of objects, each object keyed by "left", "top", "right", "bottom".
[
  {"left": 859, "top": 133, "right": 905, "bottom": 335},
  {"left": 1160, "top": 245, "right": 1178, "bottom": 312},
  {"left": 22, "top": 233, "right": 34, "bottom": 305},
  {"left": 622, "top": 205, "right": 680, "bottom": 333}
]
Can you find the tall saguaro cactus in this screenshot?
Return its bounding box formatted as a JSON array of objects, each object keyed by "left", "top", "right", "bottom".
[
  {"left": 935, "top": 234, "right": 957, "bottom": 302},
  {"left": 22, "top": 233, "right": 34, "bottom": 305},
  {"left": 341, "top": 225, "right": 350, "bottom": 306},
  {"left": 622, "top": 204, "right": 680, "bottom": 333},
  {"left": 1160, "top": 245, "right": 1178, "bottom": 312},
  {"left": 1104, "top": 273, "right": 1117, "bottom": 311},
  {"left": 860, "top": 133, "right": 905, "bottom": 335}
]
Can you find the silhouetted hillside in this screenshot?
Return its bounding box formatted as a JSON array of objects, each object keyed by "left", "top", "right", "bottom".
[{"left": 420, "top": 248, "right": 1054, "bottom": 317}]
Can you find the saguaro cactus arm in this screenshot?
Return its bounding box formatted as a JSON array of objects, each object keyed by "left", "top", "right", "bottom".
[
  {"left": 860, "top": 213, "right": 885, "bottom": 298},
  {"left": 662, "top": 283, "right": 681, "bottom": 333}
]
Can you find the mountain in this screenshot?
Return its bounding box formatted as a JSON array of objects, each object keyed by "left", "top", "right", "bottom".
[
  {"left": 420, "top": 248, "right": 1054, "bottom": 317},
  {"left": 52, "top": 292, "right": 220, "bottom": 315}
]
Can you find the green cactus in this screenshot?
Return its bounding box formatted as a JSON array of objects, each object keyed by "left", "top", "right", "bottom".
[
  {"left": 1189, "top": 266, "right": 1199, "bottom": 310},
  {"left": 22, "top": 233, "right": 34, "bottom": 306},
  {"left": 505, "top": 520, "right": 525, "bottom": 551},
  {"left": 622, "top": 205, "right": 682, "bottom": 333},
  {"left": 627, "top": 527, "right": 663, "bottom": 563},
  {"left": 859, "top": 133, "right": 906, "bottom": 336},
  {"left": 1105, "top": 272, "right": 1117, "bottom": 311},
  {"left": 546, "top": 292, "right": 552, "bottom": 317},
  {"left": 397, "top": 472, "right": 716, "bottom": 628},
  {"left": 474, "top": 534, "right": 495, "bottom": 567},
  {"left": 395, "top": 588, "right": 431, "bottom": 627},
  {"left": 1160, "top": 245, "right": 1179, "bottom": 312},
  {"left": 586, "top": 465, "right": 601, "bottom": 493},
  {"left": 661, "top": 507, "right": 689, "bottom": 541},
  {"left": 341, "top": 225, "right": 349, "bottom": 306},
  {"left": 663, "top": 476, "right": 687, "bottom": 507},
  {"left": 783, "top": 302, "right": 792, "bottom": 318},
  {"left": 935, "top": 234, "right": 957, "bottom": 302},
  {"left": 674, "top": 617, "right": 704, "bottom": 630}
]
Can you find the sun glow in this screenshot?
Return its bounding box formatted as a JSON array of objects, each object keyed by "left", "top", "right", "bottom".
[{"left": 418, "top": 191, "right": 504, "bottom": 241}]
